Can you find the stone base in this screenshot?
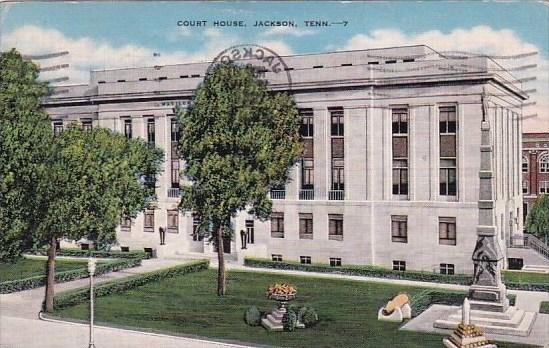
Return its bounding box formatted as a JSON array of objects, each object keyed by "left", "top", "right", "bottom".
[
  {"left": 434, "top": 305, "right": 537, "bottom": 337},
  {"left": 443, "top": 337, "right": 497, "bottom": 348},
  {"left": 261, "top": 307, "right": 305, "bottom": 331},
  {"left": 468, "top": 284, "right": 509, "bottom": 313}
]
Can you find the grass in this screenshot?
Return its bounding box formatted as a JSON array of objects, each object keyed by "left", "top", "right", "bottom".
[
  {"left": 0, "top": 257, "right": 94, "bottom": 282},
  {"left": 53, "top": 269, "right": 535, "bottom": 348},
  {"left": 540, "top": 301, "right": 549, "bottom": 314},
  {"left": 502, "top": 270, "right": 549, "bottom": 285}
]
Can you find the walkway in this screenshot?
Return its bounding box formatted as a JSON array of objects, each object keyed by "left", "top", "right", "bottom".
[{"left": 0, "top": 258, "right": 253, "bottom": 348}]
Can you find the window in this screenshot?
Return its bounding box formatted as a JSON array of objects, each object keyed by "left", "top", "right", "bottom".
[
  {"left": 299, "top": 213, "right": 313, "bottom": 239},
  {"left": 329, "top": 214, "right": 343, "bottom": 241},
  {"left": 302, "top": 159, "right": 314, "bottom": 190},
  {"left": 272, "top": 254, "right": 283, "bottom": 262},
  {"left": 167, "top": 210, "right": 178, "bottom": 233},
  {"left": 331, "top": 159, "right": 345, "bottom": 191},
  {"left": 392, "top": 260, "right": 406, "bottom": 271},
  {"left": 392, "top": 108, "right": 408, "bottom": 195},
  {"left": 300, "top": 256, "right": 311, "bottom": 264},
  {"left": 120, "top": 246, "right": 130, "bottom": 252},
  {"left": 81, "top": 119, "right": 93, "bottom": 131},
  {"left": 192, "top": 214, "right": 203, "bottom": 241},
  {"left": 439, "top": 217, "right": 456, "bottom": 245},
  {"left": 120, "top": 216, "right": 131, "bottom": 232},
  {"left": 330, "top": 107, "right": 344, "bottom": 136},
  {"left": 146, "top": 117, "right": 155, "bottom": 144},
  {"left": 144, "top": 210, "right": 154, "bottom": 233},
  {"left": 299, "top": 108, "right": 314, "bottom": 137},
  {"left": 123, "top": 119, "right": 132, "bottom": 139},
  {"left": 139, "top": 78, "right": 148, "bottom": 81},
  {"left": 439, "top": 106, "right": 457, "bottom": 196},
  {"left": 271, "top": 212, "right": 284, "bottom": 238},
  {"left": 539, "top": 154, "right": 549, "bottom": 173},
  {"left": 522, "top": 156, "right": 529, "bottom": 173},
  {"left": 391, "top": 215, "right": 408, "bottom": 243},
  {"left": 440, "top": 263, "right": 455, "bottom": 275},
  {"left": 53, "top": 121, "right": 63, "bottom": 136},
  {"left": 522, "top": 180, "right": 529, "bottom": 194},
  {"left": 170, "top": 118, "right": 180, "bottom": 142},
  {"left": 171, "top": 159, "right": 180, "bottom": 188},
  {"left": 540, "top": 181, "right": 549, "bottom": 194},
  {"left": 330, "top": 258, "right": 342, "bottom": 267},
  {"left": 245, "top": 220, "right": 255, "bottom": 244},
  {"left": 81, "top": 243, "right": 89, "bottom": 251}
]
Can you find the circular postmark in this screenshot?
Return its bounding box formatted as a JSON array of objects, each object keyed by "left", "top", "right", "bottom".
[{"left": 208, "top": 44, "right": 292, "bottom": 90}]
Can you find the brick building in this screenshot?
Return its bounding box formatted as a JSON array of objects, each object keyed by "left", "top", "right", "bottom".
[{"left": 522, "top": 133, "right": 549, "bottom": 223}]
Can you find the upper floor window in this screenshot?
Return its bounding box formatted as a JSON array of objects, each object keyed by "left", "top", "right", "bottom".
[
  {"left": 522, "top": 180, "right": 529, "bottom": 194},
  {"left": 539, "top": 154, "right": 549, "bottom": 173},
  {"left": 439, "top": 217, "right": 456, "bottom": 245},
  {"left": 329, "top": 107, "right": 344, "bottom": 136},
  {"left": 522, "top": 156, "right": 529, "bottom": 173},
  {"left": 299, "top": 108, "right": 314, "bottom": 138},
  {"left": 146, "top": 117, "right": 155, "bottom": 144},
  {"left": 540, "top": 181, "right": 549, "bottom": 195},
  {"left": 392, "top": 108, "right": 408, "bottom": 134},
  {"left": 170, "top": 117, "right": 180, "bottom": 142},
  {"left": 123, "top": 119, "right": 132, "bottom": 139},
  {"left": 439, "top": 106, "right": 457, "bottom": 134}
]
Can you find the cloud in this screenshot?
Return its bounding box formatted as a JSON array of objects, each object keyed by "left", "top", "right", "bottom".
[
  {"left": 1, "top": 25, "right": 239, "bottom": 84},
  {"left": 340, "top": 26, "right": 548, "bottom": 132},
  {"left": 262, "top": 26, "right": 315, "bottom": 37},
  {"left": 256, "top": 40, "right": 294, "bottom": 56}
]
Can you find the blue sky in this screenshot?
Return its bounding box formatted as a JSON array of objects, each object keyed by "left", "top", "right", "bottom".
[
  {"left": 2, "top": 1, "right": 548, "bottom": 55},
  {"left": 1, "top": 1, "right": 548, "bottom": 131}
]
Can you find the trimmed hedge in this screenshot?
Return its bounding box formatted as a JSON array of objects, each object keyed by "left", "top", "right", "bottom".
[
  {"left": 539, "top": 301, "right": 549, "bottom": 314},
  {"left": 36, "top": 248, "right": 150, "bottom": 260},
  {"left": 53, "top": 260, "right": 209, "bottom": 311},
  {"left": 244, "top": 258, "right": 549, "bottom": 292},
  {"left": 0, "top": 258, "right": 142, "bottom": 294}
]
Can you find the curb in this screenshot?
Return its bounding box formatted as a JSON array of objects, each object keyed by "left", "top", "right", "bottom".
[{"left": 38, "top": 312, "right": 260, "bottom": 348}]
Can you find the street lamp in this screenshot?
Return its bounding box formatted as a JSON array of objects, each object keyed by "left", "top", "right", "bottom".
[{"left": 87, "top": 257, "right": 97, "bottom": 348}]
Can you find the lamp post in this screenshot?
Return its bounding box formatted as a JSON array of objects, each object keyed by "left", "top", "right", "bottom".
[{"left": 87, "top": 257, "right": 97, "bottom": 348}]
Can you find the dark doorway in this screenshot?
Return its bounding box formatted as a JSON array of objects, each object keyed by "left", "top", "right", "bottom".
[
  {"left": 223, "top": 236, "right": 231, "bottom": 254},
  {"left": 508, "top": 258, "right": 523, "bottom": 270}
]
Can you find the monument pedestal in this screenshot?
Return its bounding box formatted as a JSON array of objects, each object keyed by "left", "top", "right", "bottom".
[{"left": 434, "top": 305, "right": 537, "bottom": 337}]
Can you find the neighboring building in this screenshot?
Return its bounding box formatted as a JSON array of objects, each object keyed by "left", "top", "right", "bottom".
[
  {"left": 522, "top": 133, "right": 549, "bottom": 224},
  {"left": 42, "top": 45, "right": 526, "bottom": 274}
]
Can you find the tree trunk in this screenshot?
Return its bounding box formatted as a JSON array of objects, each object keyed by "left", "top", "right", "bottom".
[
  {"left": 44, "top": 236, "right": 57, "bottom": 312},
  {"left": 216, "top": 226, "right": 226, "bottom": 296}
]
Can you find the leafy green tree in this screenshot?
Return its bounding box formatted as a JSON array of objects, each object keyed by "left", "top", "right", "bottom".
[
  {"left": 37, "top": 125, "right": 163, "bottom": 311},
  {"left": 0, "top": 49, "right": 52, "bottom": 262},
  {"left": 177, "top": 62, "right": 302, "bottom": 296},
  {"left": 526, "top": 194, "right": 549, "bottom": 244}
]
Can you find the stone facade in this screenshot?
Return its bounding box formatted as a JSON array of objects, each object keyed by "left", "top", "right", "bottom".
[{"left": 42, "top": 45, "right": 526, "bottom": 274}]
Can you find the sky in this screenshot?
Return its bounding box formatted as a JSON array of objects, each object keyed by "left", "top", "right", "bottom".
[{"left": 0, "top": 1, "right": 547, "bottom": 131}]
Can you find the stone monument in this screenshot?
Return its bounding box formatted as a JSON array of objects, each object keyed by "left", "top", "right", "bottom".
[
  {"left": 434, "top": 112, "right": 536, "bottom": 336},
  {"left": 443, "top": 298, "right": 497, "bottom": 348}
]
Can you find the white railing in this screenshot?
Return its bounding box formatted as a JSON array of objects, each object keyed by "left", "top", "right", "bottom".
[
  {"left": 509, "top": 233, "right": 549, "bottom": 261},
  {"left": 167, "top": 188, "right": 180, "bottom": 198},
  {"left": 270, "top": 190, "right": 286, "bottom": 200},
  {"left": 328, "top": 190, "right": 345, "bottom": 200},
  {"left": 299, "top": 189, "right": 314, "bottom": 200}
]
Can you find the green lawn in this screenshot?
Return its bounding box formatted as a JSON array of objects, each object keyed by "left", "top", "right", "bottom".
[
  {"left": 0, "top": 257, "right": 91, "bottom": 281},
  {"left": 53, "top": 269, "right": 534, "bottom": 348},
  {"left": 503, "top": 270, "right": 549, "bottom": 284}
]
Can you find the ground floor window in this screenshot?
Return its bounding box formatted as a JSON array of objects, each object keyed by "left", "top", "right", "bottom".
[
  {"left": 272, "top": 254, "right": 283, "bottom": 262},
  {"left": 392, "top": 260, "right": 406, "bottom": 271},
  {"left": 299, "top": 213, "right": 313, "bottom": 239},
  {"left": 329, "top": 258, "right": 342, "bottom": 267},
  {"left": 300, "top": 256, "right": 311, "bottom": 264},
  {"left": 144, "top": 209, "right": 154, "bottom": 233},
  {"left": 439, "top": 263, "right": 455, "bottom": 275},
  {"left": 120, "top": 246, "right": 129, "bottom": 252},
  {"left": 271, "top": 212, "right": 284, "bottom": 238},
  {"left": 245, "top": 220, "right": 255, "bottom": 244},
  {"left": 328, "top": 214, "right": 344, "bottom": 241},
  {"left": 439, "top": 217, "right": 456, "bottom": 245}
]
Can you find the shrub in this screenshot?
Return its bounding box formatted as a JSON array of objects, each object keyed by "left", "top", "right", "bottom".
[
  {"left": 0, "top": 258, "right": 142, "bottom": 294},
  {"left": 300, "top": 307, "right": 319, "bottom": 328},
  {"left": 244, "top": 258, "right": 549, "bottom": 292},
  {"left": 282, "top": 309, "right": 297, "bottom": 332},
  {"left": 35, "top": 248, "right": 150, "bottom": 260},
  {"left": 539, "top": 301, "right": 549, "bottom": 314},
  {"left": 53, "top": 260, "right": 209, "bottom": 311},
  {"left": 244, "top": 306, "right": 261, "bottom": 326}
]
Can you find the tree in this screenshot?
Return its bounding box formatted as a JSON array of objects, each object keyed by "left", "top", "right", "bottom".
[
  {"left": 36, "top": 125, "right": 163, "bottom": 311},
  {"left": 177, "top": 62, "right": 302, "bottom": 296},
  {"left": 526, "top": 194, "right": 549, "bottom": 244},
  {"left": 0, "top": 49, "right": 52, "bottom": 262}
]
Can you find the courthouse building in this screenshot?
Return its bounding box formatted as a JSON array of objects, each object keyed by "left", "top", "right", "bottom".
[{"left": 42, "top": 45, "right": 526, "bottom": 274}]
